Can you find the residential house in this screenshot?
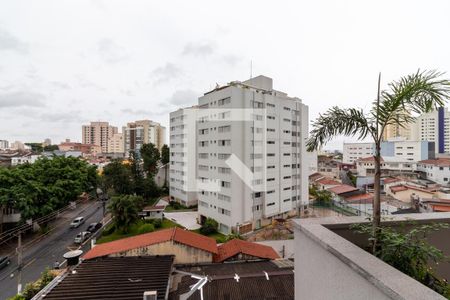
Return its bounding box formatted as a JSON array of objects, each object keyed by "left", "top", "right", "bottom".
[
  {"left": 84, "top": 227, "right": 217, "bottom": 264},
  {"left": 41, "top": 256, "right": 174, "bottom": 300}
]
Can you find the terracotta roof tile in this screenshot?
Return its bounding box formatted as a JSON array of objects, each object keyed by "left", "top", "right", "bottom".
[
  {"left": 327, "top": 184, "right": 358, "bottom": 195},
  {"left": 214, "top": 239, "right": 280, "bottom": 262},
  {"left": 344, "top": 193, "right": 374, "bottom": 203},
  {"left": 83, "top": 227, "right": 217, "bottom": 260},
  {"left": 316, "top": 178, "right": 341, "bottom": 186},
  {"left": 383, "top": 177, "right": 402, "bottom": 184},
  {"left": 419, "top": 158, "right": 450, "bottom": 167}
]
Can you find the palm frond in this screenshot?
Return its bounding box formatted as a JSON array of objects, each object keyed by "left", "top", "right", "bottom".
[
  {"left": 306, "top": 106, "right": 374, "bottom": 151},
  {"left": 375, "top": 70, "right": 450, "bottom": 140}
]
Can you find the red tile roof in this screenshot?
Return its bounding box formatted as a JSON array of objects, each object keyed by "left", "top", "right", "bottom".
[
  {"left": 383, "top": 177, "right": 402, "bottom": 184},
  {"left": 327, "top": 184, "right": 358, "bottom": 195},
  {"left": 419, "top": 158, "right": 450, "bottom": 167},
  {"left": 316, "top": 178, "right": 341, "bottom": 186},
  {"left": 357, "top": 156, "right": 382, "bottom": 162},
  {"left": 83, "top": 227, "right": 217, "bottom": 260},
  {"left": 390, "top": 185, "right": 408, "bottom": 193},
  {"left": 214, "top": 239, "right": 280, "bottom": 262},
  {"left": 344, "top": 193, "right": 374, "bottom": 203}
]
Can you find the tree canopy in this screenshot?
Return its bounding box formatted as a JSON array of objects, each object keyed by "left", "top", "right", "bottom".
[{"left": 0, "top": 156, "right": 98, "bottom": 221}]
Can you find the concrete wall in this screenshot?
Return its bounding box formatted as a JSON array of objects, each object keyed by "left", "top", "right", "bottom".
[
  {"left": 111, "top": 240, "right": 213, "bottom": 264},
  {"left": 294, "top": 213, "right": 449, "bottom": 300}
]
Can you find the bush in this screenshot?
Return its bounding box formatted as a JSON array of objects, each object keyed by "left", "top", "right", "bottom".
[
  {"left": 7, "top": 295, "right": 25, "bottom": 300},
  {"left": 200, "top": 218, "right": 218, "bottom": 235},
  {"left": 352, "top": 222, "right": 450, "bottom": 298},
  {"left": 138, "top": 223, "right": 155, "bottom": 234},
  {"left": 152, "top": 219, "right": 162, "bottom": 228}
]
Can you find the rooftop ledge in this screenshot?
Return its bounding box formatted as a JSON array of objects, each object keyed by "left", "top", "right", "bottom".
[{"left": 293, "top": 212, "right": 450, "bottom": 300}]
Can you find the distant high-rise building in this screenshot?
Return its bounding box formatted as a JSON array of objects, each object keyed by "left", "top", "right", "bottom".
[
  {"left": 123, "top": 120, "right": 166, "bottom": 155},
  {"left": 43, "top": 138, "right": 52, "bottom": 147},
  {"left": 411, "top": 107, "right": 450, "bottom": 154},
  {"left": 107, "top": 132, "right": 125, "bottom": 154},
  {"left": 82, "top": 122, "right": 118, "bottom": 153},
  {"left": 0, "top": 140, "right": 9, "bottom": 150},
  {"left": 10, "top": 141, "right": 25, "bottom": 151},
  {"left": 382, "top": 123, "right": 412, "bottom": 141}
]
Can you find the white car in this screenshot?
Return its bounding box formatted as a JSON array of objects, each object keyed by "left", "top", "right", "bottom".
[
  {"left": 74, "top": 231, "right": 91, "bottom": 244},
  {"left": 70, "top": 217, "right": 85, "bottom": 228}
]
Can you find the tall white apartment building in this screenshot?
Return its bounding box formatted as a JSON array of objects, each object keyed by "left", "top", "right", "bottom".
[
  {"left": 0, "top": 140, "right": 9, "bottom": 150},
  {"left": 411, "top": 107, "right": 450, "bottom": 154},
  {"left": 343, "top": 142, "right": 374, "bottom": 164},
  {"left": 169, "top": 107, "right": 198, "bottom": 207},
  {"left": 191, "top": 75, "right": 309, "bottom": 234}
]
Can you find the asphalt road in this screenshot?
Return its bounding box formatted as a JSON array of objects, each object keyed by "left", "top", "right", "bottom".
[{"left": 0, "top": 201, "right": 105, "bottom": 300}]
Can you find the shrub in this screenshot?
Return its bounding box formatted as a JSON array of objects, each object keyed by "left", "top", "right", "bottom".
[
  {"left": 152, "top": 219, "right": 162, "bottom": 228},
  {"left": 200, "top": 218, "right": 218, "bottom": 235},
  {"left": 352, "top": 222, "right": 450, "bottom": 298},
  {"left": 138, "top": 223, "right": 155, "bottom": 234}
]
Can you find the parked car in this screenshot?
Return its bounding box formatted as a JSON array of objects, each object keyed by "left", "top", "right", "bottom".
[
  {"left": 86, "top": 222, "right": 102, "bottom": 233},
  {"left": 0, "top": 256, "right": 10, "bottom": 270},
  {"left": 70, "top": 217, "right": 85, "bottom": 228},
  {"left": 74, "top": 231, "right": 91, "bottom": 244}
]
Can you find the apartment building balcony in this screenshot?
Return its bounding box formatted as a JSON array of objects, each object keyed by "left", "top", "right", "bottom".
[{"left": 294, "top": 213, "right": 450, "bottom": 299}]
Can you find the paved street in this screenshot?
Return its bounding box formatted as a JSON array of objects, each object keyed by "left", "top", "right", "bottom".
[{"left": 0, "top": 201, "right": 105, "bottom": 300}]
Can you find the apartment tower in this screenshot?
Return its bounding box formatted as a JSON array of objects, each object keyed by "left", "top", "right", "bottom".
[
  {"left": 169, "top": 107, "right": 198, "bottom": 207},
  {"left": 411, "top": 107, "right": 450, "bottom": 154},
  {"left": 123, "top": 120, "right": 166, "bottom": 155},
  {"left": 169, "top": 75, "right": 309, "bottom": 234},
  {"left": 82, "top": 122, "right": 118, "bottom": 153}
]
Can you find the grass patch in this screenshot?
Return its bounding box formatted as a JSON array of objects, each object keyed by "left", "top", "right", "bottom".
[
  {"left": 97, "top": 217, "right": 180, "bottom": 244},
  {"left": 191, "top": 229, "right": 227, "bottom": 243}
]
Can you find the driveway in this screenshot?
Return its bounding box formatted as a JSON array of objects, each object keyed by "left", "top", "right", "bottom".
[{"left": 163, "top": 211, "right": 200, "bottom": 230}]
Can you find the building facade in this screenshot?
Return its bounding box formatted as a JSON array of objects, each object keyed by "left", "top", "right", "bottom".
[
  {"left": 107, "top": 132, "right": 124, "bottom": 154},
  {"left": 411, "top": 107, "right": 450, "bottom": 154},
  {"left": 343, "top": 142, "right": 374, "bottom": 164},
  {"left": 123, "top": 120, "right": 166, "bottom": 155},
  {"left": 194, "top": 75, "right": 309, "bottom": 234},
  {"left": 416, "top": 158, "right": 450, "bottom": 186},
  {"left": 169, "top": 107, "right": 198, "bottom": 207},
  {"left": 0, "top": 140, "right": 9, "bottom": 150},
  {"left": 82, "top": 121, "right": 118, "bottom": 153}
]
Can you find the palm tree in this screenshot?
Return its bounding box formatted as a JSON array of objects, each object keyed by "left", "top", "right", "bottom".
[{"left": 306, "top": 70, "right": 450, "bottom": 251}]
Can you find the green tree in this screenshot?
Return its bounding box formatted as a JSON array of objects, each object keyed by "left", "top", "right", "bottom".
[
  {"left": 315, "top": 190, "right": 333, "bottom": 206},
  {"left": 307, "top": 70, "right": 450, "bottom": 251},
  {"left": 129, "top": 151, "right": 145, "bottom": 197},
  {"left": 200, "top": 218, "right": 218, "bottom": 235},
  {"left": 161, "top": 144, "right": 170, "bottom": 165},
  {"left": 24, "top": 143, "right": 43, "bottom": 153},
  {"left": 140, "top": 143, "right": 160, "bottom": 175},
  {"left": 43, "top": 145, "right": 59, "bottom": 152},
  {"left": 0, "top": 156, "right": 98, "bottom": 223},
  {"left": 102, "top": 159, "right": 133, "bottom": 196},
  {"left": 108, "top": 195, "right": 142, "bottom": 232}
]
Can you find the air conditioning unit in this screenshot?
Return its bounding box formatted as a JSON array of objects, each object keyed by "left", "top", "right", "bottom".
[{"left": 143, "top": 291, "right": 157, "bottom": 300}]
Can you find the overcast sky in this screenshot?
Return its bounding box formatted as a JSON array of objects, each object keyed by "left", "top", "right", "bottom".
[{"left": 1, "top": 0, "right": 450, "bottom": 149}]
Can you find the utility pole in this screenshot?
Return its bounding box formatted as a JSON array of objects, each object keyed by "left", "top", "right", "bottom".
[{"left": 16, "top": 231, "right": 22, "bottom": 294}]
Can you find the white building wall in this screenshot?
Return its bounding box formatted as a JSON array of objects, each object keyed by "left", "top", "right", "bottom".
[
  {"left": 169, "top": 108, "right": 198, "bottom": 207},
  {"left": 417, "top": 162, "right": 450, "bottom": 186},
  {"left": 411, "top": 108, "right": 450, "bottom": 154},
  {"left": 196, "top": 75, "right": 309, "bottom": 234},
  {"left": 343, "top": 142, "right": 374, "bottom": 164}
]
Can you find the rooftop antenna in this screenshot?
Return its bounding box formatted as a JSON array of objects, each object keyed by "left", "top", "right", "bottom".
[{"left": 250, "top": 60, "right": 253, "bottom": 79}]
